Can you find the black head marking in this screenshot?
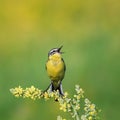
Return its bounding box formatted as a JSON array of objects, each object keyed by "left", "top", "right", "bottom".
[{"left": 48, "top": 46, "right": 63, "bottom": 56}]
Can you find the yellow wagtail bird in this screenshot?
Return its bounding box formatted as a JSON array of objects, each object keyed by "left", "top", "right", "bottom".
[{"left": 46, "top": 46, "right": 66, "bottom": 96}]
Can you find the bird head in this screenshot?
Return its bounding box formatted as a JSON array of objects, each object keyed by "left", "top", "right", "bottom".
[{"left": 48, "top": 46, "right": 63, "bottom": 57}]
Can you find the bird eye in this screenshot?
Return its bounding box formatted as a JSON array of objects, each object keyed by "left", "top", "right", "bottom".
[
  {"left": 51, "top": 50, "right": 55, "bottom": 54},
  {"left": 48, "top": 48, "right": 58, "bottom": 56},
  {"left": 49, "top": 50, "right": 55, "bottom": 55}
]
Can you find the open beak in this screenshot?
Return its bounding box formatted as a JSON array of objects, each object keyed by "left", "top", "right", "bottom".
[{"left": 58, "top": 45, "right": 64, "bottom": 53}]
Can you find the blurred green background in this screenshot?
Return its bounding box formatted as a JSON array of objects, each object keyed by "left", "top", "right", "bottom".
[{"left": 0, "top": 0, "right": 120, "bottom": 120}]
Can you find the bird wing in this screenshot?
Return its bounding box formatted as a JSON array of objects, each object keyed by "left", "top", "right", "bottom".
[{"left": 62, "top": 58, "right": 66, "bottom": 72}]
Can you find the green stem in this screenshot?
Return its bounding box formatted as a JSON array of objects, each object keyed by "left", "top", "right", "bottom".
[
  {"left": 70, "top": 103, "right": 80, "bottom": 120},
  {"left": 75, "top": 112, "right": 80, "bottom": 120}
]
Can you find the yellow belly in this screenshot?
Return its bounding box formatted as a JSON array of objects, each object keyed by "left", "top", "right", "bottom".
[{"left": 46, "top": 60, "right": 65, "bottom": 81}]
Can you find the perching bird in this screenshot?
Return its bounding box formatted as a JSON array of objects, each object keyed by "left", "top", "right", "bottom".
[{"left": 46, "top": 46, "right": 66, "bottom": 96}]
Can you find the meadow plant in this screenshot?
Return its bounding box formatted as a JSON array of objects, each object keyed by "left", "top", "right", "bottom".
[{"left": 10, "top": 85, "right": 100, "bottom": 120}]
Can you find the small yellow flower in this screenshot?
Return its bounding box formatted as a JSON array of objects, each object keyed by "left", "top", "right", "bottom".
[
  {"left": 88, "top": 116, "right": 92, "bottom": 120},
  {"left": 50, "top": 92, "right": 54, "bottom": 97},
  {"left": 24, "top": 90, "right": 31, "bottom": 98},
  {"left": 89, "top": 111, "right": 96, "bottom": 116},
  {"left": 81, "top": 115, "right": 87, "bottom": 120},
  {"left": 90, "top": 104, "right": 95, "bottom": 110},
  {"left": 60, "top": 103, "right": 67, "bottom": 112},
  {"left": 67, "top": 103, "right": 71, "bottom": 108},
  {"left": 29, "top": 86, "right": 36, "bottom": 93},
  {"left": 15, "top": 86, "right": 23, "bottom": 93},
  {"left": 84, "top": 107, "right": 88, "bottom": 111},
  {"left": 75, "top": 104, "right": 80, "bottom": 110},
  {"left": 10, "top": 86, "right": 23, "bottom": 97},
  {"left": 74, "top": 94, "right": 77, "bottom": 97},
  {"left": 57, "top": 116, "right": 66, "bottom": 120},
  {"left": 64, "top": 92, "right": 68, "bottom": 98},
  {"left": 44, "top": 92, "right": 49, "bottom": 100},
  {"left": 76, "top": 95, "right": 80, "bottom": 100}
]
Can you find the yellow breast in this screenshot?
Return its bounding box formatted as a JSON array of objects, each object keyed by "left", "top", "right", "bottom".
[{"left": 46, "top": 53, "right": 65, "bottom": 81}]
